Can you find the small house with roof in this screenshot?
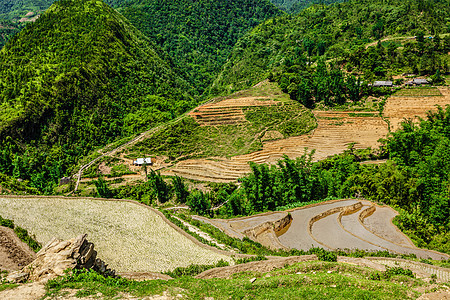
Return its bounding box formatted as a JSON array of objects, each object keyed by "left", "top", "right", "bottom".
[
  {"left": 413, "top": 78, "right": 429, "bottom": 85},
  {"left": 133, "top": 158, "right": 152, "bottom": 166},
  {"left": 372, "top": 81, "right": 393, "bottom": 87}
]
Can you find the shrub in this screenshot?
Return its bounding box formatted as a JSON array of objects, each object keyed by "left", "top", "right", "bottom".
[{"left": 164, "top": 259, "right": 229, "bottom": 278}]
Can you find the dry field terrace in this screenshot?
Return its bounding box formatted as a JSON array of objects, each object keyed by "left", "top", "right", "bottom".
[{"left": 0, "top": 196, "right": 232, "bottom": 272}]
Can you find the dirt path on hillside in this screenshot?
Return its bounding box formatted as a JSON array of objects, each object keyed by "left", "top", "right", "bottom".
[{"left": 0, "top": 226, "right": 36, "bottom": 271}]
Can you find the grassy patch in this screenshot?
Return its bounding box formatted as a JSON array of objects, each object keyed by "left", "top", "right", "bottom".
[
  {"left": 0, "top": 283, "right": 18, "bottom": 292},
  {"left": 244, "top": 102, "right": 316, "bottom": 138},
  {"left": 393, "top": 87, "right": 442, "bottom": 97},
  {"left": 129, "top": 117, "right": 264, "bottom": 161},
  {"left": 44, "top": 261, "right": 426, "bottom": 300}
]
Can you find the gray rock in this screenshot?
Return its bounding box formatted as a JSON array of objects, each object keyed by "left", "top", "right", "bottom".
[{"left": 6, "top": 272, "right": 29, "bottom": 283}]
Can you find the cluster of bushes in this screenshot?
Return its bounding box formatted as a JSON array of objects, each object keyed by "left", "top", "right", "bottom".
[
  {"left": 273, "top": 60, "right": 370, "bottom": 108},
  {"left": 164, "top": 259, "right": 229, "bottom": 278},
  {"left": 369, "top": 266, "right": 415, "bottom": 280}
]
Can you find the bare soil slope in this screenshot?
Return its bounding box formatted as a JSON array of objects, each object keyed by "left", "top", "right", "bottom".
[{"left": 0, "top": 226, "right": 36, "bottom": 271}]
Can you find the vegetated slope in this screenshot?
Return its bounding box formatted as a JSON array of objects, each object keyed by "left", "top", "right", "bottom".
[
  {"left": 0, "top": 196, "right": 232, "bottom": 272},
  {"left": 39, "top": 259, "right": 450, "bottom": 300},
  {"left": 0, "top": 0, "right": 194, "bottom": 193},
  {"left": 270, "top": 0, "right": 341, "bottom": 13},
  {"left": 0, "top": 0, "right": 132, "bottom": 49},
  {"left": 125, "top": 81, "right": 316, "bottom": 179},
  {"left": 117, "top": 0, "right": 282, "bottom": 95},
  {"left": 0, "top": 226, "right": 36, "bottom": 271},
  {"left": 0, "top": 24, "right": 19, "bottom": 52},
  {"left": 212, "top": 0, "right": 450, "bottom": 94},
  {"left": 0, "top": 0, "right": 53, "bottom": 19}
]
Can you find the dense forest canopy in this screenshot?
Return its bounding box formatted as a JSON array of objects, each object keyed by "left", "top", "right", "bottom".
[
  {"left": 0, "top": 0, "right": 53, "bottom": 19},
  {"left": 0, "top": 0, "right": 194, "bottom": 193},
  {"left": 271, "top": 0, "right": 341, "bottom": 13},
  {"left": 212, "top": 0, "right": 450, "bottom": 94},
  {"left": 117, "top": 0, "right": 282, "bottom": 95}
]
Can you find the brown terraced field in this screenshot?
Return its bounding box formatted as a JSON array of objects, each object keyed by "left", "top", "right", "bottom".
[
  {"left": 162, "top": 87, "right": 450, "bottom": 183},
  {"left": 76, "top": 86, "right": 450, "bottom": 185},
  {"left": 164, "top": 110, "right": 389, "bottom": 182},
  {"left": 196, "top": 199, "right": 450, "bottom": 260},
  {"left": 384, "top": 87, "right": 449, "bottom": 131}
]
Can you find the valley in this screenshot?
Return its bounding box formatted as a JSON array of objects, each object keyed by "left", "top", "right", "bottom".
[{"left": 0, "top": 0, "right": 450, "bottom": 298}]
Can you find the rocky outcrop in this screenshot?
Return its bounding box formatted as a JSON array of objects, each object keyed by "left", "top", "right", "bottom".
[{"left": 6, "top": 234, "right": 115, "bottom": 283}]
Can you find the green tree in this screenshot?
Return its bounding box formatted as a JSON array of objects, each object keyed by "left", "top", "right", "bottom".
[
  {"left": 172, "top": 175, "right": 189, "bottom": 203},
  {"left": 148, "top": 170, "right": 171, "bottom": 203},
  {"left": 187, "top": 190, "right": 211, "bottom": 215}
]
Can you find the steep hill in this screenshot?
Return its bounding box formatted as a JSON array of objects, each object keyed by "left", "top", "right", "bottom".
[
  {"left": 212, "top": 0, "right": 450, "bottom": 94},
  {"left": 117, "top": 0, "right": 281, "bottom": 95},
  {"left": 0, "top": 0, "right": 193, "bottom": 192},
  {"left": 0, "top": 0, "right": 53, "bottom": 19}
]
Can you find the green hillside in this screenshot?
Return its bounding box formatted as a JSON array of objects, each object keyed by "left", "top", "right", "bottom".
[
  {"left": 271, "top": 0, "right": 341, "bottom": 13},
  {"left": 0, "top": 0, "right": 194, "bottom": 193},
  {"left": 0, "top": 0, "right": 130, "bottom": 48},
  {"left": 0, "top": 0, "right": 53, "bottom": 19},
  {"left": 212, "top": 0, "right": 450, "bottom": 96},
  {"left": 117, "top": 0, "right": 281, "bottom": 95}
]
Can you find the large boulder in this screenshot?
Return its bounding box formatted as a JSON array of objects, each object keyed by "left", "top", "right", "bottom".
[{"left": 6, "top": 234, "right": 115, "bottom": 283}]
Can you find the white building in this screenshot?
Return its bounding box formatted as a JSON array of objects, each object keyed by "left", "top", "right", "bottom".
[{"left": 133, "top": 158, "right": 152, "bottom": 166}]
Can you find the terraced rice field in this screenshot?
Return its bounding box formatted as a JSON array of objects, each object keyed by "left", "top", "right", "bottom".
[
  {"left": 384, "top": 87, "right": 449, "bottom": 131},
  {"left": 165, "top": 111, "right": 388, "bottom": 182},
  {"left": 0, "top": 196, "right": 231, "bottom": 272},
  {"left": 197, "top": 200, "right": 449, "bottom": 260},
  {"left": 163, "top": 87, "right": 450, "bottom": 183},
  {"left": 190, "top": 97, "right": 279, "bottom": 126}
]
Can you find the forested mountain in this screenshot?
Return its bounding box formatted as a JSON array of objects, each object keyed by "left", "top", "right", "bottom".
[
  {"left": 212, "top": 0, "right": 450, "bottom": 96},
  {"left": 0, "top": 0, "right": 55, "bottom": 49},
  {"left": 0, "top": 0, "right": 53, "bottom": 19},
  {"left": 0, "top": 0, "right": 194, "bottom": 193},
  {"left": 117, "top": 0, "right": 281, "bottom": 95},
  {"left": 0, "top": 0, "right": 129, "bottom": 48},
  {"left": 1, "top": 0, "right": 282, "bottom": 95}
]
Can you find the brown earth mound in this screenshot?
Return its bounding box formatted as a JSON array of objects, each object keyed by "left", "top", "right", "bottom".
[
  {"left": 195, "top": 255, "right": 317, "bottom": 279},
  {"left": 0, "top": 226, "right": 35, "bottom": 271}
]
